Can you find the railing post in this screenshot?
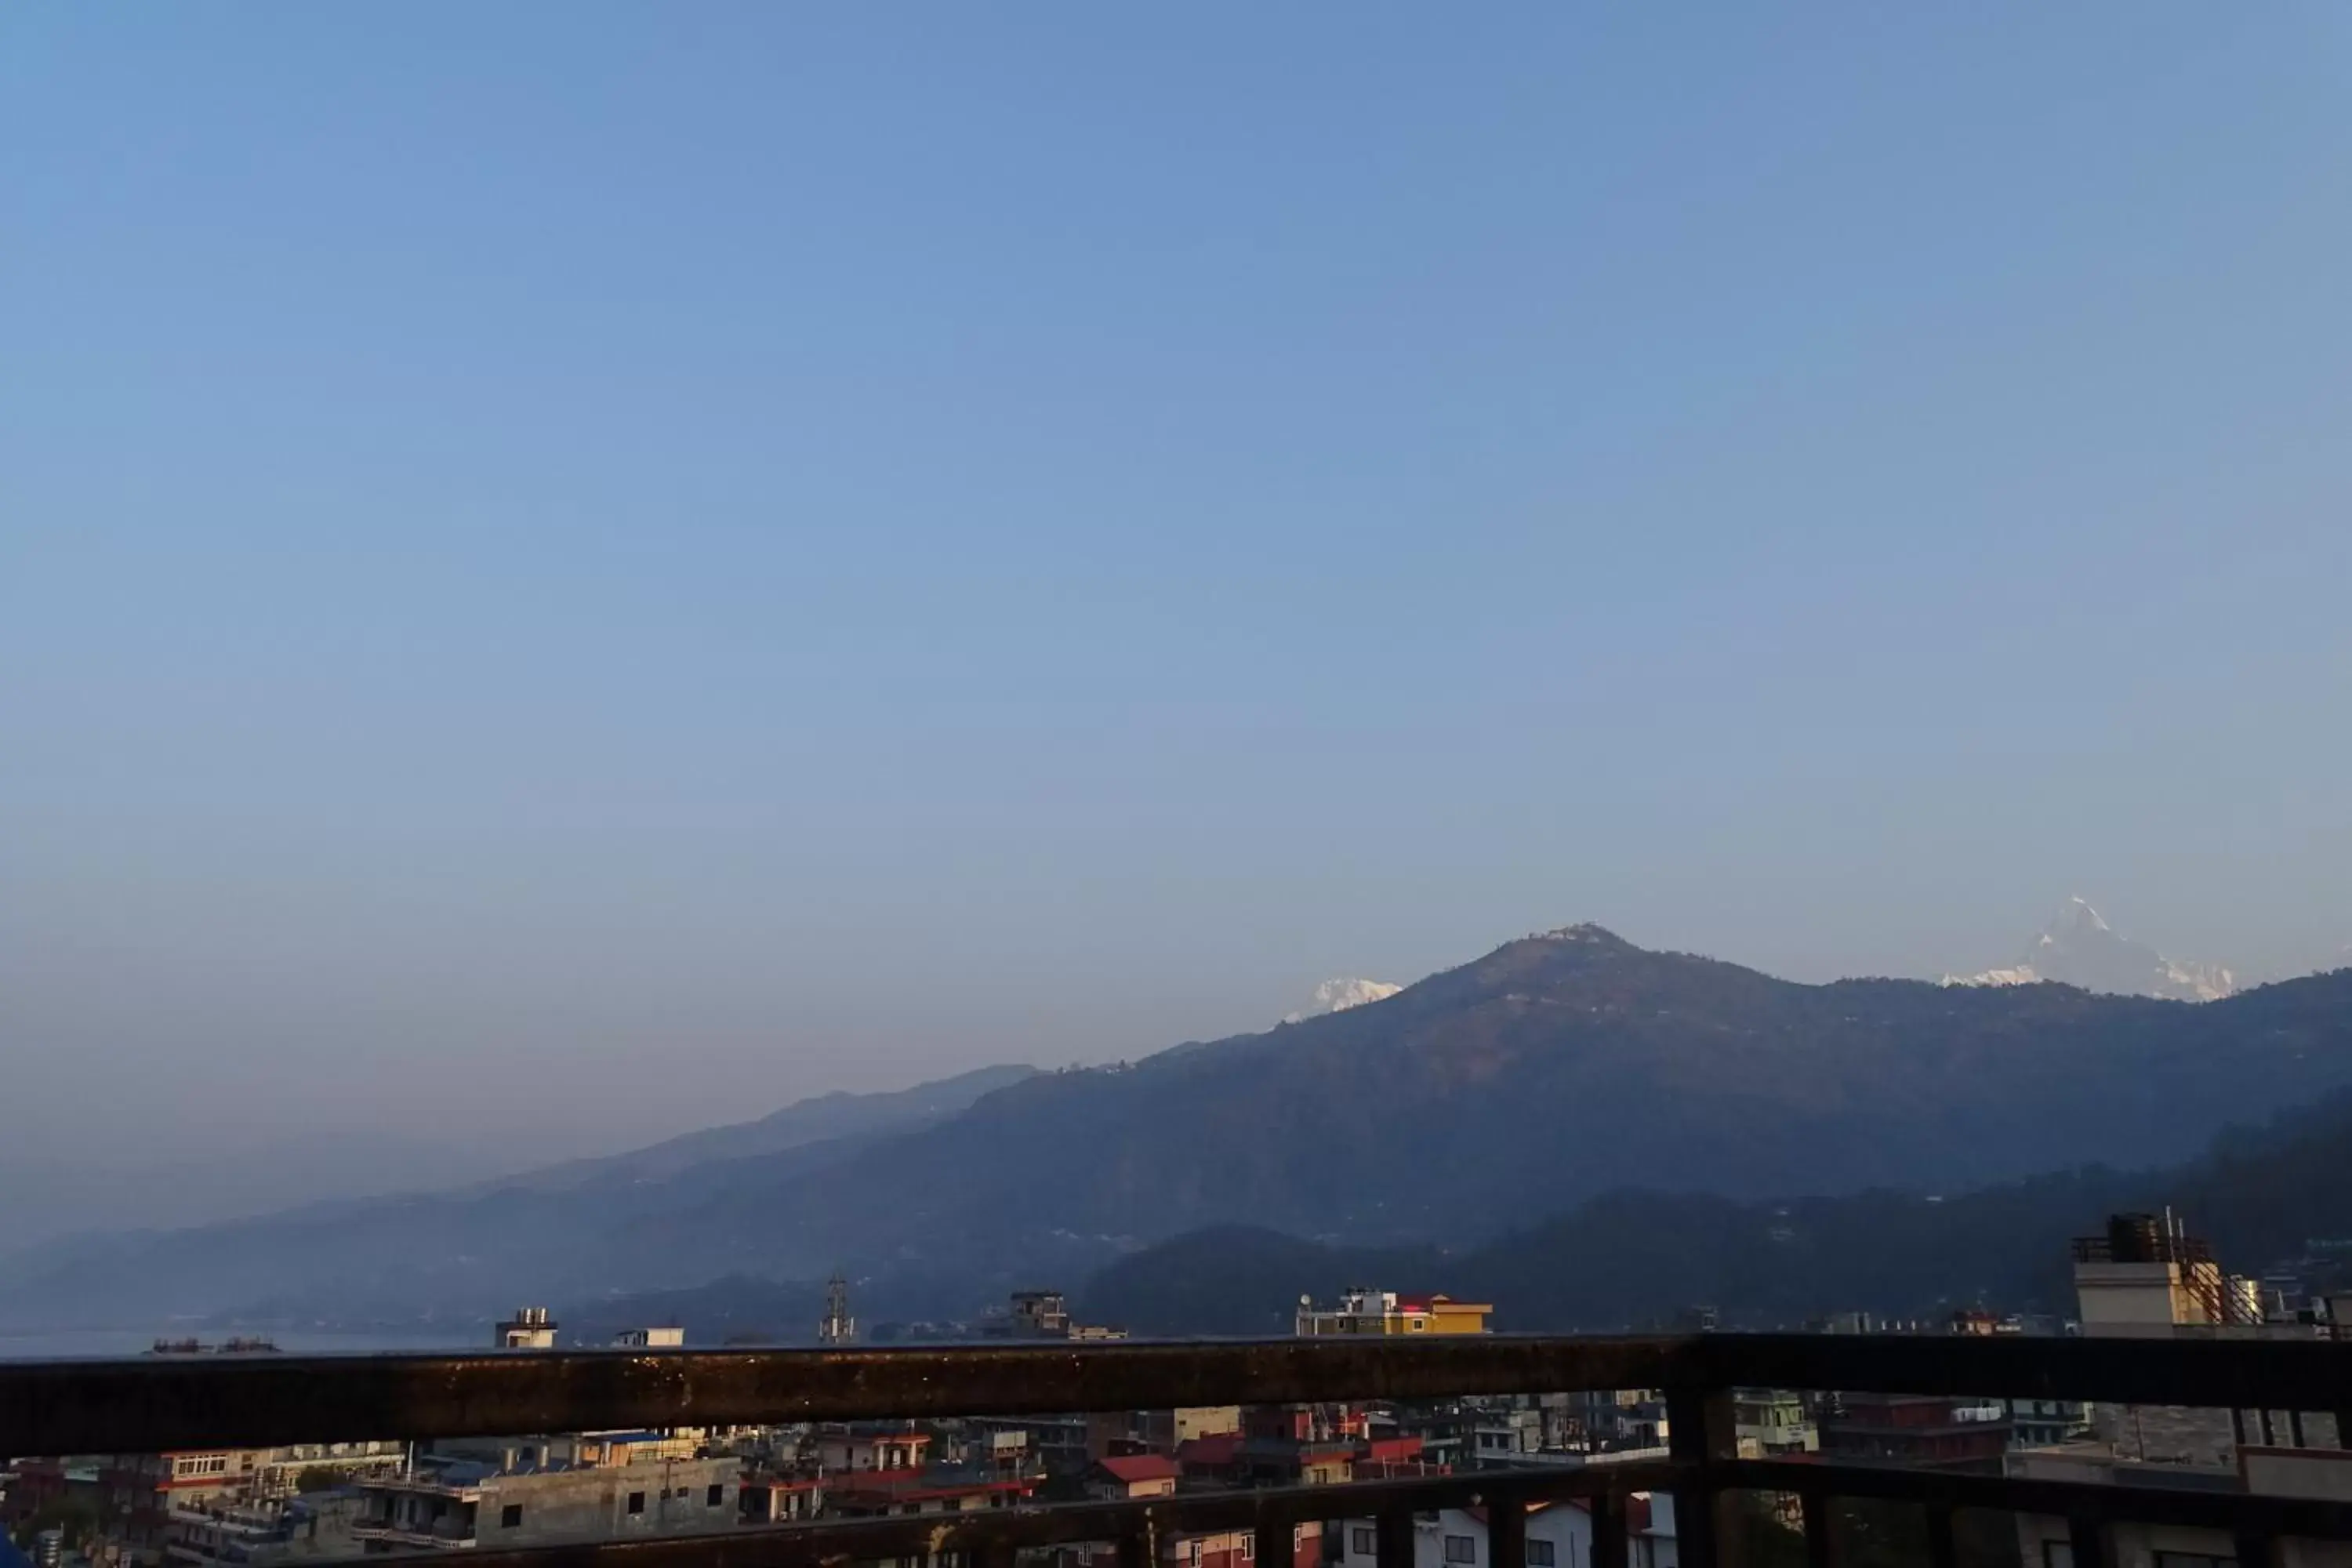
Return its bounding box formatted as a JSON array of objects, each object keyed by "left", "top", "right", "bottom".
[
  {"left": 1589, "top": 1487, "right": 1628, "bottom": 1568},
  {"left": 1798, "top": 1489, "right": 1835, "bottom": 1568},
  {"left": 1667, "top": 1386, "right": 1740, "bottom": 1568},
  {"left": 1487, "top": 1487, "right": 1527, "bottom": 1568},
  {"left": 1255, "top": 1495, "right": 1298, "bottom": 1568},
  {"left": 2067, "top": 1512, "right": 2107, "bottom": 1568},
  {"left": 1922, "top": 1501, "right": 1957, "bottom": 1568},
  {"left": 1118, "top": 1512, "right": 1156, "bottom": 1568},
  {"left": 1378, "top": 1503, "right": 1417, "bottom": 1568}
]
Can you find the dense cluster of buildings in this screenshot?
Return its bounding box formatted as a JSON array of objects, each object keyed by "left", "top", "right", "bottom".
[
  {"left": 10, "top": 1231, "right": 2352, "bottom": 1568},
  {"left": 0, "top": 1287, "right": 1671, "bottom": 1568}
]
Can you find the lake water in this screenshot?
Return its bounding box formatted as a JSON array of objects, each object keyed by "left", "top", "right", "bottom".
[{"left": 0, "top": 1326, "right": 485, "bottom": 1361}]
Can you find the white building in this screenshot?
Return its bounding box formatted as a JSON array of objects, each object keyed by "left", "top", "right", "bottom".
[
  {"left": 1328, "top": 1499, "right": 1676, "bottom": 1568},
  {"left": 2010, "top": 1446, "right": 2352, "bottom": 1568},
  {"left": 495, "top": 1308, "right": 559, "bottom": 1350}
]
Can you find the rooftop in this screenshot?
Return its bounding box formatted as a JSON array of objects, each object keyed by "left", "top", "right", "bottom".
[{"left": 9, "top": 1332, "right": 2352, "bottom": 1568}]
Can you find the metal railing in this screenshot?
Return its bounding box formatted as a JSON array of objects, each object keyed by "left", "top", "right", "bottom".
[{"left": 7, "top": 1332, "right": 2352, "bottom": 1568}]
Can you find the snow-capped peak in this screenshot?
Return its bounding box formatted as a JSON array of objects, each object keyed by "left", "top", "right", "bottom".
[
  {"left": 2053, "top": 897, "right": 2111, "bottom": 935},
  {"left": 1944, "top": 900, "right": 2235, "bottom": 1003},
  {"left": 1283, "top": 977, "right": 1403, "bottom": 1024}
]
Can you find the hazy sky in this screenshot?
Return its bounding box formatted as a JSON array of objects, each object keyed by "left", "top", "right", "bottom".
[{"left": 6, "top": 5, "right": 2350, "bottom": 1190}]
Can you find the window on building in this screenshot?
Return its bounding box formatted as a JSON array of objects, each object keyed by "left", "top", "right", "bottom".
[
  {"left": 1188, "top": 1544, "right": 1203, "bottom": 1568},
  {"left": 1242, "top": 1534, "right": 1256, "bottom": 1560},
  {"left": 1353, "top": 1529, "right": 1377, "bottom": 1557},
  {"left": 707, "top": 1485, "right": 724, "bottom": 1508},
  {"left": 626, "top": 1493, "right": 646, "bottom": 1516},
  {"left": 1527, "top": 1543, "right": 1555, "bottom": 1567},
  {"left": 500, "top": 1506, "right": 523, "bottom": 1530},
  {"left": 1445, "top": 1537, "right": 1478, "bottom": 1564}
]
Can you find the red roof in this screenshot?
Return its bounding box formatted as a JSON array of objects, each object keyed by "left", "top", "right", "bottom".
[
  {"left": 1098, "top": 1454, "right": 1181, "bottom": 1484},
  {"left": 1526, "top": 1501, "right": 1592, "bottom": 1521}
]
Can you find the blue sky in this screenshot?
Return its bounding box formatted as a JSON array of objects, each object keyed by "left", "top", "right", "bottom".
[{"left": 5, "top": 5, "right": 2350, "bottom": 1186}]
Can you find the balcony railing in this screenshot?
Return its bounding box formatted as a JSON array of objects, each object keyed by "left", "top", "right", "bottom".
[{"left": 6, "top": 1332, "right": 2352, "bottom": 1568}]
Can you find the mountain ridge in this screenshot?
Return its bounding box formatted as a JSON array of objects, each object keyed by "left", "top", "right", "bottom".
[
  {"left": 9, "top": 925, "right": 2352, "bottom": 1331},
  {"left": 1080, "top": 1088, "right": 2352, "bottom": 1335},
  {"left": 466, "top": 1062, "right": 1040, "bottom": 1195}
]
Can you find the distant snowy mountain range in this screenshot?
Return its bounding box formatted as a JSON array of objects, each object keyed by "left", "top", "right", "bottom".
[
  {"left": 1283, "top": 976, "right": 1403, "bottom": 1023},
  {"left": 1944, "top": 898, "right": 2238, "bottom": 1002}
]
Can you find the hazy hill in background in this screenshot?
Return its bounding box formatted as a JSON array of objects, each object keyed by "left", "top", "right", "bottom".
[
  {"left": 0, "top": 1063, "right": 1038, "bottom": 1329},
  {"left": 470, "top": 1064, "right": 1039, "bottom": 1194},
  {"left": 8, "top": 925, "right": 2352, "bottom": 1332}
]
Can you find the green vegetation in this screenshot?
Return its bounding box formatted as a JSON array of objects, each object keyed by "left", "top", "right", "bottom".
[{"left": 1082, "top": 1088, "right": 2352, "bottom": 1331}]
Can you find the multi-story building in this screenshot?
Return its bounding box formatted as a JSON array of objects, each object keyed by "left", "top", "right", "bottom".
[
  {"left": 822, "top": 1472, "right": 1036, "bottom": 1521},
  {"left": 1820, "top": 1392, "right": 2011, "bottom": 1472},
  {"left": 2073, "top": 1213, "right": 2261, "bottom": 1338},
  {"left": 1055, "top": 1522, "right": 1324, "bottom": 1568},
  {"left": 1087, "top": 1407, "right": 1242, "bottom": 1461},
  {"left": 967, "top": 1415, "right": 1091, "bottom": 1477},
  {"left": 1296, "top": 1291, "right": 1492, "bottom": 1338},
  {"left": 5, "top": 1439, "right": 409, "bottom": 1566},
  {"left": 1554, "top": 1391, "right": 1670, "bottom": 1457},
  {"left": 1468, "top": 1410, "right": 1545, "bottom": 1467},
  {"left": 1327, "top": 1500, "right": 1675, "bottom": 1568},
  {"left": 969, "top": 1428, "right": 1036, "bottom": 1479},
  {"left": 814, "top": 1424, "right": 931, "bottom": 1474},
  {"left": 2066, "top": 1211, "right": 2344, "bottom": 1464},
  {"left": 428, "top": 1432, "right": 706, "bottom": 1474},
  {"left": 160, "top": 1492, "right": 374, "bottom": 1568},
  {"left": 989, "top": 1291, "right": 1128, "bottom": 1342},
  {"left": 352, "top": 1454, "right": 740, "bottom": 1553},
  {"left": 736, "top": 1474, "right": 823, "bottom": 1524},
  {"left": 2006, "top": 1397, "right": 2096, "bottom": 1448},
  {"left": 1731, "top": 1390, "right": 1817, "bottom": 1458},
  {"left": 2009, "top": 1446, "right": 2352, "bottom": 1568},
  {"left": 1009, "top": 1292, "right": 1071, "bottom": 1337},
  {"left": 253, "top": 1443, "right": 409, "bottom": 1497}
]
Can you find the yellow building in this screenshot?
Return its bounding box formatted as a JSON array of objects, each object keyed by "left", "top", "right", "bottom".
[{"left": 1295, "top": 1289, "right": 1492, "bottom": 1336}]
